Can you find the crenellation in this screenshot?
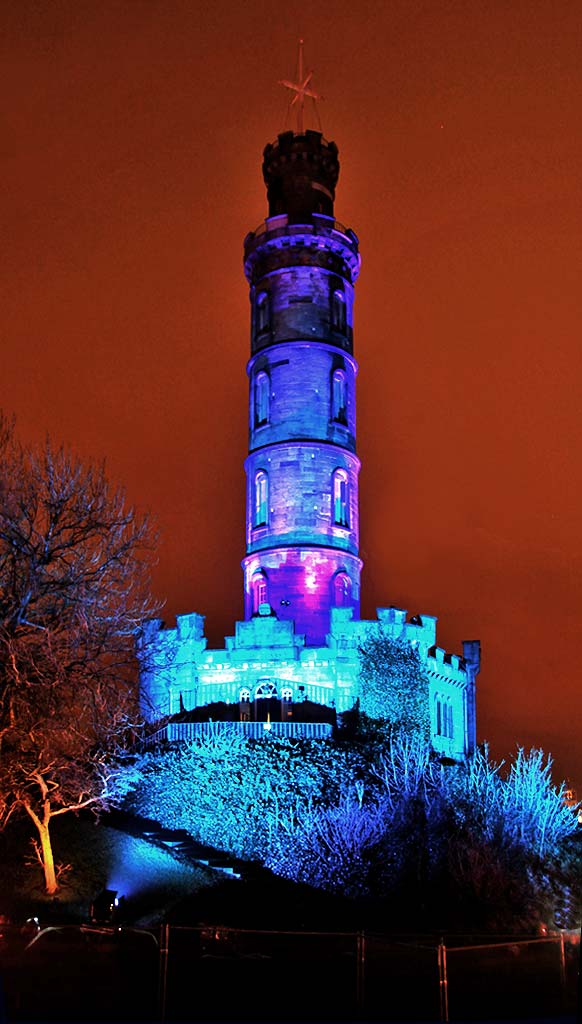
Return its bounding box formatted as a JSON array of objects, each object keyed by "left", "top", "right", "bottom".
[{"left": 176, "top": 612, "right": 206, "bottom": 644}]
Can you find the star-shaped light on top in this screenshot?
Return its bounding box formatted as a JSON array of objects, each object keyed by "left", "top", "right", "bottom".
[{"left": 278, "top": 39, "right": 322, "bottom": 134}]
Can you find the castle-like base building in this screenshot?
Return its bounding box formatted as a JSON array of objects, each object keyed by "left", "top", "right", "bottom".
[{"left": 140, "top": 128, "right": 479, "bottom": 762}]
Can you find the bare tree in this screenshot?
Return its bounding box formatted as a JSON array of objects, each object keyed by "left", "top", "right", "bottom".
[{"left": 0, "top": 416, "right": 158, "bottom": 893}]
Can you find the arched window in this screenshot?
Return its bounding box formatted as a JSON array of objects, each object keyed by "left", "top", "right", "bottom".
[
  {"left": 255, "top": 371, "right": 270, "bottom": 427},
  {"left": 332, "top": 289, "right": 346, "bottom": 332},
  {"left": 333, "top": 572, "right": 351, "bottom": 607},
  {"left": 281, "top": 686, "right": 293, "bottom": 718},
  {"left": 252, "top": 571, "right": 268, "bottom": 613},
  {"left": 256, "top": 291, "right": 270, "bottom": 333},
  {"left": 332, "top": 469, "right": 349, "bottom": 527},
  {"left": 331, "top": 369, "right": 347, "bottom": 424},
  {"left": 255, "top": 679, "right": 277, "bottom": 699},
  {"left": 239, "top": 687, "right": 252, "bottom": 722},
  {"left": 254, "top": 470, "right": 268, "bottom": 527}
]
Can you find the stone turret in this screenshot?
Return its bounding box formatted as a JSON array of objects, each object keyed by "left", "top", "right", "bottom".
[
  {"left": 262, "top": 130, "right": 339, "bottom": 222},
  {"left": 242, "top": 131, "right": 362, "bottom": 644}
]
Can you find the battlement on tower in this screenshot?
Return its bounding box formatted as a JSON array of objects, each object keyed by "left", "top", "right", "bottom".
[
  {"left": 243, "top": 215, "right": 361, "bottom": 289},
  {"left": 263, "top": 131, "right": 339, "bottom": 222}
]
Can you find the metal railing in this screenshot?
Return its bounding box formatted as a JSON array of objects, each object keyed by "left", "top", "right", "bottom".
[
  {"left": 143, "top": 719, "right": 333, "bottom": 748},
  {"left": 3, "top": 921, "right": 578, "bottom": 1022},
  {"left": 156, "top": 925, "right": 579, "bottom": 1023}
]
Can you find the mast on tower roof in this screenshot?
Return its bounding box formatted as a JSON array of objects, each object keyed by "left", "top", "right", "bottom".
[{"left": 278, "top": 39, "right": 323, "bottom": 134}]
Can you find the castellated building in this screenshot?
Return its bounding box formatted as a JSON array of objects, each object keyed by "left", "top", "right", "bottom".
[{"left": 139, "top": 128, "right": 480, "bottom": 762}]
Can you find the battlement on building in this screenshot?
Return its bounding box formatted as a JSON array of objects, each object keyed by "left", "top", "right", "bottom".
[
  {"left": 139, "top": 612, "right": 207, "bottom": 648},
  {"left": 327, "top": 605, "right": 437, "bottom": 649},
  {"left": 139, "top": 603, "right": 477, "bottom": 759},
  {"left": 142, "top": 606, "right": 472, "bottom": 660}
]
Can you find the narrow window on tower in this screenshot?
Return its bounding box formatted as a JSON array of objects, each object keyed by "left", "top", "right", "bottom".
[
  {"left": 332, "top": 469, "right": 349, "bottom": 527},
  {"left": 446, "top": 702, "right": 454, "bottom": 740},
  {"left": 333, "top": 572, "right": 351, "bottom": 607},
  {"left": 331, "top": 369, "right": 347, "bottom": 424},
  {"left": 255, "top": 371, "right": 270, "bottom": 427},
  {"left": 251, "top": 571, "right": 268, "bottom": 613},
  {"left": 332, "top": 289, "right": 346, "bottom": 333},
  {"left": 254, "top": 470, "right": 268, "bottom": 527},
  {"left": 256, "top": 291, "right": 270, "bottom": 333}
]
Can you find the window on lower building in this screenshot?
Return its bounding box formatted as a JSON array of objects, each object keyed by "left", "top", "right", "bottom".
[
  {"left": 180, "top": 690, "right": 196, "bottom": 712},
  {"left": 332, "top": 468, "right": 349, "bottom": 527},
  {"left": 239, "top": 689, "right": 251, "bottom": 722},
  {"left": 255, "top": 679, "right": 277, "bottom": 699},
  {"left": 435, "top": 696, "right": 454, "bottom": 739},
  {"left": 446, "top": 702, "right": 454, "bottom": 739},
  {"left": 281, "top": 686, "right": 293, "bottom": 719}
]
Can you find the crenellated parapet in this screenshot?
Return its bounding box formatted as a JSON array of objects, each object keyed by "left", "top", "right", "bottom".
[
  {"left": 327, "top": 606, "right": 437, "bottom": 650},
  {"left": 262, "top": 130, "right": 339, "bottom": 223},
  {"left": 244, "top": 216, "right": 360, "bottom": 281},
  {"left": 229, "top": 609, "right": 306, "bottom": 652}
]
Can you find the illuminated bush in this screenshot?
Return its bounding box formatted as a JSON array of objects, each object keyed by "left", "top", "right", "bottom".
[
  {"left": 358, "top": 635, "right": 431, "bottom": 737},
  {"left": 130, "top": 731, "right": 362, "bottom": 860},
  {"left": 445, "top": 745, "right": 577, "bottom": 858},
  {"left": 268, "top": 785, "right": 387, "bottom": 897},
  {"left": 127, "top": 731, "right": 580, "bottom": 928}
]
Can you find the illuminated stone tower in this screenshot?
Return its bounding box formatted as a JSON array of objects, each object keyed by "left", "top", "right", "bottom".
[{"left": 242, "top": 130, "right": 362, "bottom": 644}]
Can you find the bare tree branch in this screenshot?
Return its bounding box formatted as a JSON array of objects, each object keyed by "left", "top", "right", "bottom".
[{"left": 0, "top": 415, "right": 159, "bottom": 892}]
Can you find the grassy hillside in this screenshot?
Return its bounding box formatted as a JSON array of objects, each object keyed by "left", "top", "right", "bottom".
[{"left": 1, "top": 814, "right": 218, "bottom": 926}]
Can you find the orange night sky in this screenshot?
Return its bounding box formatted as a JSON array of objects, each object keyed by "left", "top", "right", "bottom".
[{"left": 2, "top": 2, "right": 581, "bottom": 787}]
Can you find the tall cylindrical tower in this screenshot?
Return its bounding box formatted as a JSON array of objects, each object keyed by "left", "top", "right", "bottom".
[{"left": 242, "top": 129, "right": 362, "bottom": 645}]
